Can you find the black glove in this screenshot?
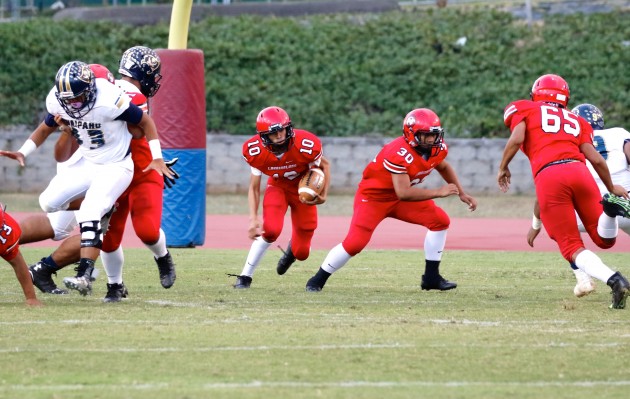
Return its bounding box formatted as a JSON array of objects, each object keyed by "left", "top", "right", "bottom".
[{"left": 164, "top": 158, "right": 180, "bottom": 189}]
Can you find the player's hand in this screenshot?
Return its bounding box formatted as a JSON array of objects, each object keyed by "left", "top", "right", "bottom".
[
  {"left": 163, "top": 158, "right": 180, "bottom": 189},
  {"left": 143, "top": 159, "right": 176, "bottom": 181},
  {"left": 437, "top": 183, "right": 459, "bottom": 198},
  {"left": 0, "top": 150, "right": 26, "bottom": 167},
  {"left": 301, "top": 192, "right": 327, "bottom": 206},
  {"left": 497, "top": 168, "right": 511, "bottom": 193},
  {"left": 611, "top": 185, "right": 630, "bottom": 199},
  {"left": 527, "top": 226, "right": 541, "bottom": 247},
  {"left": 247, "top": 219, "right": 261, "bottom": 240},
  {"left": 459, "top": 193, "right": 477, "bottom": 212},
  {"left": 25, "top": 298, "right": 43, "bottom": 307}
]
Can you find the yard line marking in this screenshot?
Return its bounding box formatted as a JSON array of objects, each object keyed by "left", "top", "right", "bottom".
[{"left": 3, "top": 380, "right": 630, "bottom": 391}]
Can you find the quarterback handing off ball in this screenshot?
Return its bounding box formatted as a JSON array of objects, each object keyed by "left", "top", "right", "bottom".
[{"left": 298, "top": 168, "right": 325, "bottom": 202}]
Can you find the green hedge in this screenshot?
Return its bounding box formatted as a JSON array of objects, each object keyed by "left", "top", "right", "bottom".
[{"left": 1, "top": 9, "right": 629, "bottom": 137}]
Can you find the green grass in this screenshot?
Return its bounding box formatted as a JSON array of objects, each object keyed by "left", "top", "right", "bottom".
[{"left": 1, "top": 248, "right": 629, "bottom": 399}]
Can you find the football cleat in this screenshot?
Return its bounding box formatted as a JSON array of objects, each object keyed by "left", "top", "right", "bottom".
[
  {"left": 277, "top": 242, "right": 297, "bottom": 275},
  {"left": 155, "top": 252, "right": 176, "bottom": 289},
  {"left": 601, "top": 193, "right": 630, "bottom": 219},
  {"left": 607, "top": 272, "right": 630, "bottom": 309},
  {"left": 232, "top": 275, "right": 252, "bottom": 289},
  {"left": 63, "top": 263, "right": 95, "bottom": 296},
  {"left": 29, "top": 259, "right": 68, "bottom": 295},
  {"left": 573, "top": 270, "right": 596, "bottom": 298},
  {"left": 103, "top": 282, "right": 128, "bottom": 303},
  {"left": 420, "top": 275, "right": 457, "bottom": 291},
  {"left": 305, "top": 276, "right": 325, "bottom": 292}
]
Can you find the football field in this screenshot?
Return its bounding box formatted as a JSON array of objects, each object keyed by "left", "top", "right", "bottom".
[{"left": 1, "top": 247, "right": 629, "bottom": 399}]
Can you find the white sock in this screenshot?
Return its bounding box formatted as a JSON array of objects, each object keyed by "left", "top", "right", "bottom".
[
  {"left": 321, "top": 243, "right": 352, "bottom": 274},
  {"left": 424, "top": 230, "right": 447, "bottom": 261},
  {"left": 101, "top": 246, "right": 124, "bottom": 284},
  {"left": 573, "top": 268, "right": 591, "bottom": 283},
  {"left": 146, "top": 228, "right": 168, "bottom": 259},
  {"left": 597, "top": 213, "right": 618, "bottom": 239},
  {"left": 574, "top": 249, "right": 615, "bottom": 283},
  {"left": 241, "top": 237, "right": 272, "bottom": 277}
]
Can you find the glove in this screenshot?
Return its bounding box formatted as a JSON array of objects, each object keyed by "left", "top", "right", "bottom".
[{"left": 164, "top": 158, "right": 180, "bottom": 189}]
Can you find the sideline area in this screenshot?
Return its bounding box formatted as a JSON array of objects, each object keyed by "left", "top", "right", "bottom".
[{"left": 13, "top": 212, "right": 630, "bottom": 253}]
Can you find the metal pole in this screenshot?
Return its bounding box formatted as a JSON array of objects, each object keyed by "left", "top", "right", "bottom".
[{"left": 525, "top": 0, "right": 533, "bottom": 27}]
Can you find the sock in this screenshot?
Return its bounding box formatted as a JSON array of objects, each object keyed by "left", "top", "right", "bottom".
[
  {"left": 424, "top": 260, "right": 441, "bottom": 281},
  {"left": 43, "top": 255, "right": 60, "bottom": 270},
  {"left": 574, "top": 249, "right": 615, "bottom": 283},
  {"left": 569, "top": 261, "right": 578, "bottom": 270},
  {"left": 101, "top": 247, "right": 124, "bottom": 284},
  {"left": 309, "top": 267, "right": 332, "bottom": 288},
  {"left": 146, "top": 228, "right": 168, "bottom": 259},
  {"left": 78, "top": 258, "right": 95, "bottom": 277},
  {"left": 241, "top": 237, "right": 272, "bottom": 277},
  {"left": 424, "top": 229, "right": 447, "bottom": 261},
  {"left": 597, "top": 213, "right": 618, "bottom": 239},
  {"left": 321, "top": 244, "right": 352, "bottom": 274}
]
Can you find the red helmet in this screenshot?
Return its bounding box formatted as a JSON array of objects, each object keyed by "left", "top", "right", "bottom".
[
  {"left": 402, "top": 108, "right": 445, "bottom": 157},
  {"left": 89, "top": 64, "right": 115, "bottom": 84},
  {"left": 530, "top": 74, "right": 570, "bottom": 108},
  {"left": 256, "top": 106, "right": 295, "bottom": 154}
]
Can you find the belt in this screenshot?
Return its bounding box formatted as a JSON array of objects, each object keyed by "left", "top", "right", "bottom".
[{"left": 536, "top": 158, "right": 579, "bottom": 177}]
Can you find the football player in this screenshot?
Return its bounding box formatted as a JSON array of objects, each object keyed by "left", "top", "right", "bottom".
[
  {"left": 0, "top": 204, "right": 42, "bottom": 306},
  {"left": 498, "top": 74, "right": 630, "bottom": 309},
  {"left": 305, "top": 108, "right": 476, "bottom": 292},
  {"left": 527, "top": 103, "right": 630, "bottom": 298},
  {"left": 0, "top": 60, "right": 174, "bottom": 298},
  {"left": 230, "top": 106, "right": 330, "bottom": 289}
]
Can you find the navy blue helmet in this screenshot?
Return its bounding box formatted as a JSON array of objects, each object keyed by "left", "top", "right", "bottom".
[
  {"left": 55, "top": 61, "right": 97, "bottom": 119},
  {"left": 119, "top": 46, "right": 162, "bottom": 97},
  {"left": 571, "top": 103, "right": 605, "bottom": 130}
]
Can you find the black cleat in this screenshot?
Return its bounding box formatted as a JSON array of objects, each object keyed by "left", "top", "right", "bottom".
[
  {"left": 155, "top": 252, "right": 176, "bottom": 289},
  {"left": 305, "top": 276, "right": 324, "bottom": 292},
  {"left": 277, "top": 242, "right": 297, "bottom": 275},
  {"left": 103, "top": 282, "right": 128, "bottom": 303},
  {"left": 29, "top": 259, "right": 68, "bottom": 295},
  {"left": 601, "top": 193, "right": 630, "bottom": 218},
  {"left": 232, "top": 275, "right": 252, "bottom": 289},
  {"left": 421, "top": 275, "right": 457, "bottom": 291},
  {"left": 607, "top": 272, "right": 630, "bottom": 309}
]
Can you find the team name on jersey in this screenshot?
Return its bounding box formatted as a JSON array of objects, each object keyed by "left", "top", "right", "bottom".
[
  {"left": 69, "top": 120, "right": 102, "bottom": 130},
  {"left": 268, "top": 164, "right": 298, "bottom": 171}
]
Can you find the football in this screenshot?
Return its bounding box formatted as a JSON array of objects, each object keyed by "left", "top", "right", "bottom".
[{"left": 298, "top": 168, "right": 325, "bottom": 202}]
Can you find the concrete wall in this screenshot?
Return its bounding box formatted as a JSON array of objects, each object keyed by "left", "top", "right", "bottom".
[{"left": 0, "top": 127, "right": 534, "bottom": 195}]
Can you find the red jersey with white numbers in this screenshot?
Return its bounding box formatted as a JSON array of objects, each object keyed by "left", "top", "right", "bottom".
[
  {"left": 503, "top": 99, "right": 594, "bottom": 177},
  {"left": 358, "top": 136, "right": 448, "bottom": 201},
  {"left": 0, "top": 211, "right": 22, "bottom": 262},
  {"left": 242, "top": 129, "right": 323, "bottom": 190}
]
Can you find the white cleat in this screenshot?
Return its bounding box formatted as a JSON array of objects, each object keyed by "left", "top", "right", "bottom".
[
  {"left": 573, "top": 270, "right": 596, "bottom": 298},
  {"left": 63, "top": 276, "right": 93, "bottom": 296}
]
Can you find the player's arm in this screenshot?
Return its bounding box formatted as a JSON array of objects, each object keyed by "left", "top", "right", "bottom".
[
  {"left": 392, "top": 172, "right": 458, "bottom": 201},
  {"left": 247, "top": 171, "right": 263, "bottom": 240},
  {"left": 624, "top": 139, "right": 630, "bottom": 166},
  {"left": 527, "top": 199, "right": 542, "bottom": 247},
  {"left": 54, "top": 118, "right": 79, "bottom": 163},
  {"left": 0, "top": 116, "right": 58, "bottom": 167},
  {"left": 7, "top": 251, "right": 42, "bottom": 307},
  {"left": 435, "top": 160, "right": 476, "bottom": 211},
  {"left": 497, "top": 120, "right": 525, "bottom": 193},
  {"left": 581, "top": 142, "right": 629, "bottom": 199},
  {"left": 302, "top": 156, "right": 331, "bottom": 205}
]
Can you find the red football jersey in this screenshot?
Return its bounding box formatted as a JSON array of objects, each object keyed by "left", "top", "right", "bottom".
[
  {"left": 503, "top": 99, "right": 593, "bottom": 177},
  {"left": 0, "top": 211, "right": 22, "bottom": 262},
  {"left": 242, "top": 129, "right": 323, "bottom": 190},
  {"left": 358, "top": 136, "right": 448, "bottom": 201}
]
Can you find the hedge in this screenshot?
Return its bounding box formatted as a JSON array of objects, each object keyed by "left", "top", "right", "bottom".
[{"left": 1, "top": 8, "right": 629, "bottom": 138}]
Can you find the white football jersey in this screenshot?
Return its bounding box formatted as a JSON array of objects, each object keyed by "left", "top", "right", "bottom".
[
  {"left": 115, "top": 79, "right": 148, "bottom": 112},
  {"left": 586, "top": 127, "right": 630, "bottom": 193},
  {"left": 46, "top": 78, "right": 132, "bottom": 164}
]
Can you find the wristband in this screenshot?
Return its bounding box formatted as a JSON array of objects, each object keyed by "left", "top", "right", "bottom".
[
  {"left": 17, "top": 139, "right": 37, "bottom": 158},
  {"left": 532, "top": 214, "right": 542, "bottom": 230},
  {"left": 148, "top": 139, "right": 163, "bottom": 160}
]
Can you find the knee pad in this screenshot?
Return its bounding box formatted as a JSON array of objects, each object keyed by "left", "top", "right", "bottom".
[{"left": 80, "top": 220, "right": 103, "bottom": 248}]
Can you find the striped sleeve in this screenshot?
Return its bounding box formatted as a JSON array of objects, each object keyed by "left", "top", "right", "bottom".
[{"left": 383, "top": 158, "right": 407, "bottom": 174}]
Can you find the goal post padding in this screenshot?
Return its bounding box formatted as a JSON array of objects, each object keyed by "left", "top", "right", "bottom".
[{"left": 151, "top": 49, "right": 206, "bottom": 247}]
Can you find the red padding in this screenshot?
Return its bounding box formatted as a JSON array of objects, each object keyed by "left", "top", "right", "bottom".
[{"left": 150, "top": 49, "right": 207, "bottom": 149}]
